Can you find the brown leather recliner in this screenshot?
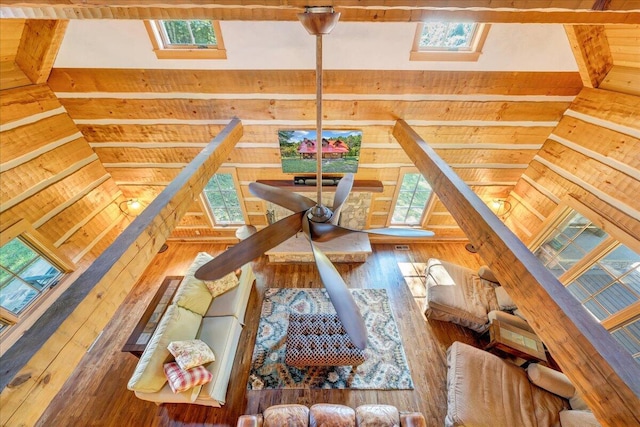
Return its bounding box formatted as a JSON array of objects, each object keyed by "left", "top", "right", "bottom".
[{"left": 237, "top": 403, "right": 427, "bottom": 427}]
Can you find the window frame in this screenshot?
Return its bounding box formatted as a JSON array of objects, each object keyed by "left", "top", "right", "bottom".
[
  {"left": 200, "top": 168, "right": 247, "bottom": 227},
  {"left": 144, "top": 20, "right": 227, "bottom": 60},
  {"left": 530, "top": 197, "right": 640, "bottom": 335},
  {"left": 388, "top": 168, "right": 434, "bottom": 227},
  {"left": 410, "top": 22, "right": 490, "bottom": 62},
  {"left": 0, "top": 219, "right": 75, "bottom": 338}
]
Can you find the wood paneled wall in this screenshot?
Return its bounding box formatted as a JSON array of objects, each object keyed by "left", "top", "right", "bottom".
[
  {"left": 48, "top": 67, "right": 581, "bottom": 241},
  {"left": 0, "top": 84, "right": 128, "bottom": 349},
  {"left": 504, "top": 87, "right": 640, "bottom": 247}
]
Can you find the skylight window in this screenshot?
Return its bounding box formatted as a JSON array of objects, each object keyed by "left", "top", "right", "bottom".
[
  {"left": 159, "top": 20, "right": 217, "bottom": 48},
  {"left": 419, "top": 22, "right": 477, "bottom": 50},
  {"left": 145, "top": 20, "right": 226, "bottom": 59},
  {"left": 411, "top": 22, "right": 490, "bottom": 61}
]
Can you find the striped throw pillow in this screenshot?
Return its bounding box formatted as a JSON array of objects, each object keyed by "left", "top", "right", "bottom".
[{"left": 163, "top": 362, "right": 212, "bottom": 393}]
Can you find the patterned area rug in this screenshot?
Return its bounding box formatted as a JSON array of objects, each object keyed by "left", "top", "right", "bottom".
[{"left": 247, "top": 288, "right": 414, "bottom": 390}]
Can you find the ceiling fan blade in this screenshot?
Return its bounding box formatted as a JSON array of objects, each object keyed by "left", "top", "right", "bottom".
[
  {"left": 310, "top": 221, "right": 435, "bottom": 243},
  {"left": 330, "top": 173, "right": 354, "bottom": 225},
  {"left": 249, "top": 182, "right": 316, "bottom": 213},
  {"left": 302, "top": 217, "right": 368, "bottom": 350},
  {"left": 195, "top": 211, "right": 305, "bottom": 280}
]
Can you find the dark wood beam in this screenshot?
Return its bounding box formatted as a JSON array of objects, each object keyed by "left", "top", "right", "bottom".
[
  {"left": 1, "top": 2, "right": 640, "bottom": 24},
  {"left": 0, "top": 119, "right": 242, "bottom": 420},
  {"left": 392, "top": 119, "right": 640, "bottom": 427}
]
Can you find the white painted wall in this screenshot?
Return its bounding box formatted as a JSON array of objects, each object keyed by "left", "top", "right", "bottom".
[{"left": 55, "top": 20, "right": 577, "bottom": 71}]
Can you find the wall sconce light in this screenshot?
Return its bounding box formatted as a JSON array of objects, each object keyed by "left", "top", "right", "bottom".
[
  {"left": 489, "top": 199, "right": 512, "bottom": 218},
  {"left": 118, "top": 198, "right": 145, "bottom": 217}
]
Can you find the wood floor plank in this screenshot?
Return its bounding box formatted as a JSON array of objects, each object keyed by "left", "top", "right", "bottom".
[{"left": 36, "top": 242, "right": 483, "bottom": 426}]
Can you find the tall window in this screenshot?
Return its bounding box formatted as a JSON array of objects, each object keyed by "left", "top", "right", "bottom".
[
  {"left": 411, "top": 22, "right": 490, "bottom": 61},
  {"left": 534, "top": 211, "right": 609, "bottom": 278},
  {"left": 391, "top": 173, "right": 432, "bottom": 225},
  {"left": 0, "top": 238, "right": 63, "bottom": 316},
  {"left": 202, "top": 173, "right": 245, "bottom": 225},
  {"left": 533, "top": 207, "right": 640, "bottom": 363},
  {"left": 145, "top": 20, "right": 226, "bottom": 59}
]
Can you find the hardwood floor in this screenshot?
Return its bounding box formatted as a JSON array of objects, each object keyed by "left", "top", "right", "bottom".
[{"left": 37, "top": 242, "right": 484, "bottom": 426}]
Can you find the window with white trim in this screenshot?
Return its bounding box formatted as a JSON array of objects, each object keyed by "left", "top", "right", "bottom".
[
  {"left": 410, "top": 22, "right": 490, "bottom": 61},
  {"left": 145, "top": 20, "right": 226, "bottom": 59},
  {"left": 0, "top": 238, "right": 63, "bottom": 322},
  {"left": 202, "top": 173, "right": 245, "bottom": 225},
  {"left": 391, "top": 173, "right": 433, "bottom": 226},
  {"left": 532, "top": 207, "right": 640, "bottom": 363}
]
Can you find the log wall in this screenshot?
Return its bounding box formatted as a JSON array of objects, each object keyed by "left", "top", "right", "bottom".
[
  {"left": 504, "top": 88, "right": 640, "bottom": 246},
  {"left": 48, "top": 67, "right": 580, "bottom": 241}
]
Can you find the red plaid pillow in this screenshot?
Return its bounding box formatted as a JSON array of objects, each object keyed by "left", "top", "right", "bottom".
[{"left": 163, "top": 362, "right": 212, "bottom": 393}]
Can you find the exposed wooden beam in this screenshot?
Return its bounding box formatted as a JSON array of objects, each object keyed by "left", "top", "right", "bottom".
[
  {"left": 1, "top": 2, "right": 640, "bottom": 24},
  {"left": 48, "top": 69, "right": 583, "bottom": 96},
  {"left": 565, "top": 25, "right": 614, "bottom": 87},
  {"left": 0, "top": 119, "right": 242, "bottom": 424},
  {"left": 392, "top": 119, "right": 640, "bottom": 427},
  {"left": 14, "top": 19, "right": 67, "bottom": 85}
]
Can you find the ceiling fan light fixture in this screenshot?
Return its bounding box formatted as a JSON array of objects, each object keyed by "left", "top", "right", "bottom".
[{"left": 298, "top": 6, "right": 341, "bottom": 35}]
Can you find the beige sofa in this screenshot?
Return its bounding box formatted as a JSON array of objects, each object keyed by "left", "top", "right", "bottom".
[
  {"left": 127, "top": 254, "right": 256, "bottom": 407},
  {"left": 446, "top": 341, "right": 601, "bottom": 427},
  {"left": 423, "top": 258, "right": 524, "bottom": 333}
]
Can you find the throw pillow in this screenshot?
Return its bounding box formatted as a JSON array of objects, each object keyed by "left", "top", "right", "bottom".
[
  {"left": 163, "top": 362, "right": 212, "bottom": 393},
  {"left": 205, "top": 271, "right": 240, "bottom": 298},
  {"left": 168, "top": 339, "right": 215, "bottom": 370}
]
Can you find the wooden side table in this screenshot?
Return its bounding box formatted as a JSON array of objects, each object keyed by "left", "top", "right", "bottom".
[
  {"left": 122, "top": 276, "right": 183, "bottom": 357},
  {"left": 485, "top": 320, "right": 547, "bottom": 363}
]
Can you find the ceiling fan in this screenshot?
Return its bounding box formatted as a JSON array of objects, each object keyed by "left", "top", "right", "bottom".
[{"left": 195, "top": 6, "right": 434, "bottom": 350}]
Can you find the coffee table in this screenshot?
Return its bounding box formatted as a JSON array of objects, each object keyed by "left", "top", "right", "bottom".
[
  {"left": 122, "top": 276, "right": 183, "bottom": 357},
  {"left": 485, "top": 319, "right": 547, "bottom": 363}
]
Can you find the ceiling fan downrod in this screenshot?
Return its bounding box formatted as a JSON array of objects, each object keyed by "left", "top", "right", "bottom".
[{"left": 298, "top": 7, "right": 341, "bottom": 224}]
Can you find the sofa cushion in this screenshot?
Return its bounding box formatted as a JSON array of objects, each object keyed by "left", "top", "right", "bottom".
[
  {"left": 559, "top": 410, "right": 601, "bottom": 427},
  {"left": 168, "top": 339, "right": 215, "bottom": 370},
  {"left": 445, "top": 341, "right": 566, "bottom": 427},
  {"left": 205, "top": 263, "right": 254, "bottom": 320},
  {"left": 127, "top": 305, "right": 202, "bottom": 393},
  {"left": 527, "top": 364, "right": 575, "bottom": 399},
  {"left": 311, "top": 404, "right": 355, "bottom": 427},
  {"left": 356, "top": 404, "right": 399, "bottom": 427},
  {"left": 263, "top": 404, "right": 309, "bottom": 427},
  {"left": 163, "top": 362, "right": 212, "bottom": 393},
  {"left": 425, "top": 259, "right": 499, "bottom": 333},
  {"left": 478, "top": 265, "right": 499, "bottom": 283},
  {"left": 494, "top": 286, "right": 517, "bottom": 311},
  {"left": 197, "top": 315, "right": 243, "bottom": 404},
  {"left": 173, "top": 252, "right": 217, "bottom": 315}
]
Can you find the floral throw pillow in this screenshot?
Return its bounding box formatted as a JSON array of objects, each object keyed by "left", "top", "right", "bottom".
[
  {"left": 205, "top": 271, "right": 240, "bottom": 298},
  {"left": 167, "top": 339, "right": 215, "bottom": 370},
  {"left": 163, "top": 362, "right": 212, "bottom": 393}
]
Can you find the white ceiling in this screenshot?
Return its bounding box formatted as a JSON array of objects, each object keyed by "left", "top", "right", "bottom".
[{"left": 55, "top": 20, "right": 578, "bottom": 71}]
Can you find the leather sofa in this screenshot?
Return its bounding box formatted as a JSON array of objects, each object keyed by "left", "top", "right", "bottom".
[
  {"left": 446, "top": 341, "right": 601, "bottom": 427},
  {"left": 237, "top": 404, "right": 426, "bottom": 427},
  {"left": 127, "top": 253, "right": 255, "bottom": 406}
]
